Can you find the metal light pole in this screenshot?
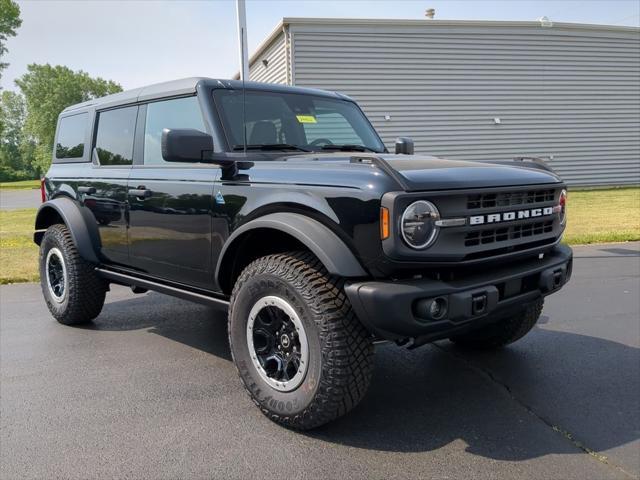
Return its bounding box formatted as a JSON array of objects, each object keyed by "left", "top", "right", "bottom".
[{"left": 236, "top": 0, "right": 249, "bottom": 81}]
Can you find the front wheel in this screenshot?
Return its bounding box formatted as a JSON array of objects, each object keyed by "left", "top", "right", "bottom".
[
  {"left": 39, "top": 224, "right": 107, "bottom": 325},
  {"left": 228, "top": 251, "right": 374, "bottom": 430},
  {"left": 449, "top": 299, "right": 544, "bottom": 349}
]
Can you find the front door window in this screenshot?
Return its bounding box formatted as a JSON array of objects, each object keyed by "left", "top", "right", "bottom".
[{"left": 144, "top": 96, "right": 206, "bottom": 164}]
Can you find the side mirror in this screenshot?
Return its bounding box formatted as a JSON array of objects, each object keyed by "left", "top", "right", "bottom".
[
  {"left": 161, "top": 128, "right": 213, "bottom": 162},
  {"left": 395, "top": 137, "right": 414, "bottom": 155}
]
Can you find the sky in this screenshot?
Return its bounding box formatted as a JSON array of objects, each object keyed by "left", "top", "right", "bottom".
[{"left": 2, "top": 0, "right": 639, "bottom": 92}]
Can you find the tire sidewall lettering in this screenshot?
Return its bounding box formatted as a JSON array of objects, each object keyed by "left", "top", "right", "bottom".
[{"left": 230, "top": 273, "right": 322, "bottom": 417}]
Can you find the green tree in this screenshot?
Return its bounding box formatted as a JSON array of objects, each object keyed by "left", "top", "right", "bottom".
[
  {"left": 15, "top": 64, "right": 122, "bottom": 174},
  {"left": 0, "top": 0, "right": 22, "bottom": 81},
  {"left": 0, "top": 90, "right": 31, "bottom": 180}
]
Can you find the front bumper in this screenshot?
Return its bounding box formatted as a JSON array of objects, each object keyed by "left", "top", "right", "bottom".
[{"left": 345, "top": 245, "right": 573, "bottom": 342}]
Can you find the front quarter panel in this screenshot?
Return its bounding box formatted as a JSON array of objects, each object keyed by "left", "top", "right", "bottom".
[{"left": 211, "top": 159, "right": 398, "bottom": 278}]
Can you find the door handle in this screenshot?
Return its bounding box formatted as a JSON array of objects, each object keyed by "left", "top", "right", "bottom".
[
  {"left": 129, "top": 188, "right": 152, "bottom": 199},
  {"left": 78, "top": 186, "right": 96, "bottom": 194}
]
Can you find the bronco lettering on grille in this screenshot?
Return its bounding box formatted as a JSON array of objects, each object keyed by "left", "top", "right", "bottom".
[{"left": 469, "top": 207, "right": 554, "bottom": 225}]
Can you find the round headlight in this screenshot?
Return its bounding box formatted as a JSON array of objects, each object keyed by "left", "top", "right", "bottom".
[{"left": 401, "top": 200, "right": 440, "bottom": 249}]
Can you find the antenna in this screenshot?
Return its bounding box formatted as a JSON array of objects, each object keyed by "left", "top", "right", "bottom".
[
  {"left": 236, "top": 0, "right": 249, "bottom": 154},
  {"left": 241, "top": 26, "right": 247, "bottom": 154}
]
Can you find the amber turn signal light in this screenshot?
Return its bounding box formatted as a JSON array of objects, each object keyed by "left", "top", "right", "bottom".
[{"left": 380, "top": 207, "right": 390, "bottom": 240}]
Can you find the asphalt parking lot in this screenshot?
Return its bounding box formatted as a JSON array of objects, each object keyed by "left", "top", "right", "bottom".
[
  {"left": 1, "top": 242, "right": 638, "bottom": 479},
  {"left": 0, "top": 188, "right": 40, "bottom": 210}
]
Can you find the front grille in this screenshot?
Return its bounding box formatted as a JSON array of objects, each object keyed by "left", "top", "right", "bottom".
[
  {"left": 383, "top": 184, "right": 563, "bottom": 265},
  {"left": 465, "top": 220, "right": 554, "bottom": 247},
  {"left": 467, "top": 189, "right": 555, "bottom": 210}
]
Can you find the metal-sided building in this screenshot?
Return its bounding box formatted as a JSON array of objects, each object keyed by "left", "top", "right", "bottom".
[{"left": 240, "top": 18, "right": 640, "bottom": 186}]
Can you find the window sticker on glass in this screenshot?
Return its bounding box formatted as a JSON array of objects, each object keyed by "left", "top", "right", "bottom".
[{"left": 296, "top": 115, "right": 317, "bottom": 124}]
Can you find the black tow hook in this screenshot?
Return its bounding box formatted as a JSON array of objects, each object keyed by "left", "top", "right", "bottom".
[
  {"left": 553, "top": 271, "right": 563, "bottom": 288},
  {"left": 472, "top": 293, "right": 488, "bottom": 316},
  {"left": 540, "top": 265, "right": 567, "bottom": 292}
]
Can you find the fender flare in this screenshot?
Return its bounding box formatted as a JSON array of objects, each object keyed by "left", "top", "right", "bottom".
[
  {"left": 215, "top": 212, "right": 367, "bottom": 285},
  {"left": 34, "top": 197, "right": 101, "bottom": 264}
]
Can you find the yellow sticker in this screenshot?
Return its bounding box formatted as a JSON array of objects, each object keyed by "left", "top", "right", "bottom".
[{"left": 296, "top": 115, "right": 317, "bottom": 124}]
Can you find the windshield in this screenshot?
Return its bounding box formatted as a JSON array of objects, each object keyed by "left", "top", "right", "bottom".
[{"left": 213, "top": 89, "right": 386, "bottom": 153}]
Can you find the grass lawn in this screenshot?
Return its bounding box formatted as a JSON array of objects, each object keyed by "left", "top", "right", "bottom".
[
  {"left": 0, "top": 188, "right": 638, "bottom": 284},
  {"left": 0, "top": 209, "right": 39, "bottom": 284},
  {"left": 563, "top": 188, "right": 640, "bottom": 245},
  {"left": 0, "top": 179, "right": 40, "bottom": 190}
]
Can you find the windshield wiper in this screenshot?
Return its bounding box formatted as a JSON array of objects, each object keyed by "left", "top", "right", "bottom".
[
  {"left": 232, "top": 144, "right": 311, "bottom": 152},
  {"left": 320, "top": 144, "right": 380, "bottom": 153}
]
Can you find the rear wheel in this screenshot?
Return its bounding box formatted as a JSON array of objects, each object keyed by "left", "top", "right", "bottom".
[
  {"left": 450, "top": 299, "right": 543, "bottom": 350},
  {"left": 39, "top": 224, "right": 107, "bottom": 325},
  {"left": 228, "top": 251, "right": 374, "bottom": 430}
]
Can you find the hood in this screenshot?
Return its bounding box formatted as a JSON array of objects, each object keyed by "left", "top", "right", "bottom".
[
  {"left": 376, "top": 154, "right": 562, "bottom": 191},
  {"left": 274, "top": 152, "right": 562, "bottom": 192}
]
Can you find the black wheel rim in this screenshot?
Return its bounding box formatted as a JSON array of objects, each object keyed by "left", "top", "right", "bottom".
[
  {"left": 45, "top": 248, "right": 67, "bottom": 303},
  {"left": 247, "top": 296, "right": 309, "bottom": 391}
]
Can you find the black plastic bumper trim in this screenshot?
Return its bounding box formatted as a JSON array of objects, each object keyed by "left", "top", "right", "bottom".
[{"left": 345, "top": 244, "right": 573, "bottom": 341}]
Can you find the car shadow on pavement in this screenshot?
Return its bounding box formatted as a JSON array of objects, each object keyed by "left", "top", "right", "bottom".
[
  {"left": 308, "top": 330, "right": 639, "bottom": 463},
  {"left": 87, "top": 292, "right": 638, "bottom": 463},
  {"left": 80, "top": 291, "right": 232, "bottom": 361}
]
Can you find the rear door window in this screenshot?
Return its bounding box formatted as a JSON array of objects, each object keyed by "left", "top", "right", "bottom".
[
  {"left": 56, "top": 113, "right": 88, "bottom": 159},
  {"left": 143, "top": 96, "right": 206, "bottom": 164},
  {"left": 94, "top": 106, "right": 138, "bottom": 166}
]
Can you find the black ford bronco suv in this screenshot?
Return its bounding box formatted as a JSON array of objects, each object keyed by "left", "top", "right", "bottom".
[{"left": 35, "top": 78, "right": 572, "bottom": 429}]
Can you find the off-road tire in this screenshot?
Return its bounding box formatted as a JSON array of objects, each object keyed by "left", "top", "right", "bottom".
[
  {"left": 450, "top": 299, "right": 543, "bottom": 350},
  {"left": 39, "top": 224, "right": 107, "bottom": 325},
  {"left": 228, "top": 251, "right": 374, "bottom": 430}
]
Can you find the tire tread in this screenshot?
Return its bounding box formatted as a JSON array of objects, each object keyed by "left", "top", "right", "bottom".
[
  {"left": 228, "top": 251, "right": 374, "bottom": 430},
  {"left": 40, "top": 224, "right": 106, "bottom": 325}
]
